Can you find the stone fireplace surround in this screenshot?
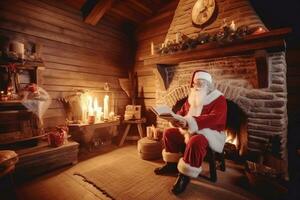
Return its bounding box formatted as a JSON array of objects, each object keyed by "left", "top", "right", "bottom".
[{"left": 155, "top": 52, "right": 288, "bottom": 167}]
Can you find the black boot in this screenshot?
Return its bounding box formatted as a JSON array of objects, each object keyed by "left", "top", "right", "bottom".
[
  {"left": 171, "top": 173, "right": 190, "bottom": 195},
  {"left": 154, "top": 162, "right": 178, "bottom": 175}
]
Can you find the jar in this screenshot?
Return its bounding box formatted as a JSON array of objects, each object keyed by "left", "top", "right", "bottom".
[{"left": 48, "top": 130, "right": 64, "bottom": 147}]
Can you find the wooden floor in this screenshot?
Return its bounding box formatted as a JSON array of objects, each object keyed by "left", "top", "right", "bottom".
[{"left": 12, "top": 143, "right": 262, "bottom": 200}]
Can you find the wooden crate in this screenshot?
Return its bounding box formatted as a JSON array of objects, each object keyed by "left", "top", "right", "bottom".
[{"left": 15, "top": 140, "right": 79, "bottom": 180}]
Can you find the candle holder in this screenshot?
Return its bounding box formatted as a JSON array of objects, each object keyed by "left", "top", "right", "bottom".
[{"left": 87, "top": 116, "right": 95, "bottom": 124}]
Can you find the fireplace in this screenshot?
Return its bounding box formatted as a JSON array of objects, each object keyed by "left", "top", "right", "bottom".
[
  {"left": 155, "top": 53, "right": 288, "bottom": 153},
  {"left": 151, "top": 52, "right": 288, "bottom": 178},
  {"left": 140, "top": 0, "right": 289, "bottom": 178}
]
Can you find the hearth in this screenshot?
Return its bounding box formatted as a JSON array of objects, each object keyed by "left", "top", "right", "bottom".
[{"left": 153, "top": 51, "right": 288, "bottom": 178}]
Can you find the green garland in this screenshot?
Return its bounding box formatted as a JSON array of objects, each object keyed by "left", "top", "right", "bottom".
[{"left": 158, "top": 25, "right": 252, "bottom": 54}]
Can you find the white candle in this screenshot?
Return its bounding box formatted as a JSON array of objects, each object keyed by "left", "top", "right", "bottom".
[
  {"left": 103, "top": 95, "right": 109, "bottom": 119},
  {"left": 176, "top": 33, "right": 179, "bottom": 43},
  {"left": 96, "top": 107, "right": 102, "bottom": 122},
  {"left": 230, "top": 20, "right": 236, "bottom": 31},
  {"left": 94, "top": 98, "right": 99, "bottom": 121},
  {"left": 81, "top": 106, "right": 87, "bottom": 123},
  {"left": 87, "top": 95, "right": 93, "bottom": 116},
  {"left": 151, "top": 42, "right": 154, "bottom": 55},
  {"left": 165, "top": 39, "right": 169, "bottom": 45},
  {"left": 10, "top": 42, "right": 24, "bottom": 59}
]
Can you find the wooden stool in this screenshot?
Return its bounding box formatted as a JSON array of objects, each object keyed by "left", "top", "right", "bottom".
[
  {"left": 205, "top": 148, "right": 226, "bottom": 182},
  {"left": 119, "top": 118, "right": 146, "bottom": 146}
]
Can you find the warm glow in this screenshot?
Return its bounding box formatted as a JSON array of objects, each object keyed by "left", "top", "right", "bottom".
[
  {"left": 103, "top": 95, "right": 109, "bottom": 119},
  {"left": 225, "top": 130, "right": 238, "bottom": 146},
  {"left": 80, "top": 93, "right": 103, "bottom": 124}
]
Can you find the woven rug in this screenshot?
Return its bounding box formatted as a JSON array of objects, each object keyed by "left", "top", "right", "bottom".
[{"left": 74, "top": 155, "right": 254, "bottom": 200}]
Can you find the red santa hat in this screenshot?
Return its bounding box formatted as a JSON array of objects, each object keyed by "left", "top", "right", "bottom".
[{"left": 191, "top": 70, "right": 212, "bottom": 86}]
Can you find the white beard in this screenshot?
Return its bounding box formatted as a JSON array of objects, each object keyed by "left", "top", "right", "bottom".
[{"left": 187, "top": 87, "right": 207, "bottom": 117}]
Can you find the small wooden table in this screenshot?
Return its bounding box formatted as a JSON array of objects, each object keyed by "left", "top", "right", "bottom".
[
  {"left": 119, "top": 118, "right": 146, "bottom": 146},
  {"left": 68, "top": 120, "right": 120, "bottom": 151}
]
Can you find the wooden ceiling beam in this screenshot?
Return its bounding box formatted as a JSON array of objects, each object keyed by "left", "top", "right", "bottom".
[
  {"left": 84, "top": 0, "right": 114, "bottom": 25},
  {"left": 63, "top": 0, "right": 87, "bottom": 10},
  {"left": 110, "top": 8, "right": 140, "bottom": 24},
  {"left": 128, "top": 0, "right": 153, "bottom": 17}
]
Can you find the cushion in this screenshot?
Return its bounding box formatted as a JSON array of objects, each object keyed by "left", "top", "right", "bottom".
[
  {"left": 0, "top": 150, "right": 18, "bottom": 171},
  {"left": 137, "top": 137, "right": 163, "bottom": 160}
]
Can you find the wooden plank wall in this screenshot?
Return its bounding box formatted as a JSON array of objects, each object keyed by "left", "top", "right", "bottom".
[
  {"left": 0, "top": 0, "right": 132, "bottom": 128},
  {"left": 134, "top": 1, "right": 179, "bottom": 125}
]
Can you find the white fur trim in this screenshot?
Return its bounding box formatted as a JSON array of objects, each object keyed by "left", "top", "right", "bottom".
[
  {"left": 162, "top": 149, "right": 182, "bottom": 162},
  {"left": 197, "top": 128, "right": 226, "bottom": 153},
  {"left": 203, "top": 90, "right": 223, "bottom": 105},
  {"left": 184, "top": 115, "right": 198, "bottom": 133},
  {"left": 177, "top": 158, "right": 202, "bottom": 178},
  {"left": 193, "top": 71, "right": 212, "bottom": 83}
]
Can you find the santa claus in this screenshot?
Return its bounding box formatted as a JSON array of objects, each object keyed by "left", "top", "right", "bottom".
[{"left": 154, "top": 70, "right": 227, "bottom": 195}]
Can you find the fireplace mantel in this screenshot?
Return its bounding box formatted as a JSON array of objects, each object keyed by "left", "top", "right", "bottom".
[{"left": 141, "top": 28, "right": 291, "bottom": 90}]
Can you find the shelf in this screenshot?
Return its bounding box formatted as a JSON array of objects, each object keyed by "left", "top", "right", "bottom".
[
  {"left": 141, "top": 28, "right": 291, "bottom": 65},
  {"left": 68, "top": 120, "right": 120, "bottom": 129},
  {"left": 141, "top": 28, "right": 291, "bottom": 89},
  {"left": 0, "top": 134, "right": 47, "bottom": 146}
]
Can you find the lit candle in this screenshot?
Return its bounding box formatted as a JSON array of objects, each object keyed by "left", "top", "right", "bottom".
[
  {"left": 165, "top": 39, "right": 169, "bottom": 45},
  {"left": 87, "top": 95, "right": 93, "bottom": 117},
  {"left": 230, "top": 20, "right": 236, "bottom": 31},
  {"left": 81, "top": 105, "right": 87, "bottom": 123},
  {"left": 103, "top": 95, "right": 109, "bottom": 119},
  {"left": 151, "top": 42, "right": 154, "bottom": 55},
  {"left": 96, "top": 107, "right": 102, "bottom": 122},
  {"left": 94, "top": 98, "right": 99, "bottom": 122}
]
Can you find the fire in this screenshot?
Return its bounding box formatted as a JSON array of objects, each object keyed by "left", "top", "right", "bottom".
[{"left": 225, "top": 130, "right": 238, "bottom": 147}]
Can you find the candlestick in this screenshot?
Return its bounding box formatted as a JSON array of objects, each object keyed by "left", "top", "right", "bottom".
[
  {"left": 230, "top": 20, "right": 236, "bottom": 31},
  {"left": 103, "top": 95, "right": 109, "bottom": 119},
  {"left": 151, "top": 42, "right": 154, "bottom": 55},
  {"left": 87, "top": 116, "right": 95, "bottom": 124}
]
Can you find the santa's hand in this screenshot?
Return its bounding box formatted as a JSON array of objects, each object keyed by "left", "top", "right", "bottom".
[{"left": 184, "top": 133, "right": 190, "bottom": 144}]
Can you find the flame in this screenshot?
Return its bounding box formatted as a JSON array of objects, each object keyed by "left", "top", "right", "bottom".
[
  {"left": 225, "top": 130, "right": 238, "bottom": 147},
  {"left": 80, "top": 93, "right": 103, "bottom": 123}
]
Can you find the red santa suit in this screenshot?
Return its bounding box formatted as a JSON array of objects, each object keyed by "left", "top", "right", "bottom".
[{"left": 162, "top": 72, "right": 227, "bottom": 178}]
